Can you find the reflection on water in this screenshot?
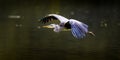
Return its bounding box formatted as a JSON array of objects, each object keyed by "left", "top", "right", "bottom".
[{"left": 0, "top": 0, "right": 120, "bottom": 60}]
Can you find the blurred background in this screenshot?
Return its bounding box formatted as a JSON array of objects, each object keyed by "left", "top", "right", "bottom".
[{"left": 0, "top": 0, "right": 120, "bottom": 60}]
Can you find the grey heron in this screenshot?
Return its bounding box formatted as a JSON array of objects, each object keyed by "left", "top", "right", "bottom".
[{"left": 39, "top": 14, "right": 95, "bottom": 39}]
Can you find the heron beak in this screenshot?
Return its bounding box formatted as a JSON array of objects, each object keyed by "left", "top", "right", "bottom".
[{"left": 42, "top": 25, "right": 54, "bottom": 28}]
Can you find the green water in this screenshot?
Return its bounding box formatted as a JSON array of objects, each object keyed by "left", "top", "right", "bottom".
[{"left": 0, "top": 0, "right": 120, "bottom": 60}]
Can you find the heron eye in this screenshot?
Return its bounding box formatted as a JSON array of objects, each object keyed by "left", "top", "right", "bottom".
[{"left": 60, "top": 25, "right": 62, "bottom": 26}]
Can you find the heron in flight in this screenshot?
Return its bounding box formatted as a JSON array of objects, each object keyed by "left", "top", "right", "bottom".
[{"left": 39, "top": 14, "right": 95, "bottom": 39}]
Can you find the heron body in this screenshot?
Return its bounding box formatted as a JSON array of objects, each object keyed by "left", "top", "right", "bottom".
[{"left": 40, "top": 14, "right": 94, "bottom": 39}]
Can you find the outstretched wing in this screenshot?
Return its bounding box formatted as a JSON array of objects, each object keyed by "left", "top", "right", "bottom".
[
  {"left": 40, "top": 16, "right": 58, "bottom": 24},
  {"left": 69, "top": 19, "right": 88, "bottom": 39},
  {"left": 40, "top": 14, "right": 69, "bottom": 24}
]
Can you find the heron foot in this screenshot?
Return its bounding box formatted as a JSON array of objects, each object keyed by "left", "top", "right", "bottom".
[{"left": 87, "top": 31, "right": 95, "bottom": 36}]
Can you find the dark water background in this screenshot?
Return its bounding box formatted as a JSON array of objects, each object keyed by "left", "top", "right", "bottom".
[{"left": 0, "top": 0, "right": 120, "bottom": 60}]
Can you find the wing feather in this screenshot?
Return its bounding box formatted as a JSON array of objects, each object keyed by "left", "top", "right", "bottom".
[
  {"left": 40, "top": 14, "right": 69, "bottom": 24},
  {"left": 69, "top": 19, "right": 88, "bottom": 39},
  {"left": 40, "top": 16, "right": 58, "bottom": 24}
]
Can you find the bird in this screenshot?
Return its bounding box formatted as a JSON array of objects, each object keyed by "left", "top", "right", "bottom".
[{"left": 39, "top": 14, "right": 95, "bottom": 39}]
